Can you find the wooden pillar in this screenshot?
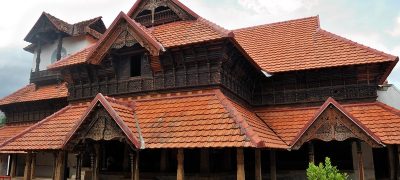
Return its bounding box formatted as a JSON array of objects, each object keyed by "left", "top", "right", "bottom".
[
  {"left": 92, "top": 144, "right": 100, "bottom": 180},
  {"left": 160, "top": 149, "right": 167, "bottom": 172},
  {"left": 134, "top": 151, "right": 139, "bottom": 180},
  {"left": 270, "top": 150, "right": 277, "bottom": 180},
  {"left": 357, "top": 142, "right": 365, "bottom": 180},
  {"left": 54, "top": 151, "right": 66, "bottom": 180},
  {"left": 30, "top": 153, "right": 36, "bottom": 179},
  {"left": 200, "top": 149, "right": 210, "bottom": 173},
  {"left": 10, "top": 154, "right": 17, "bottom": 177},
  {"left": 255, "top": 149, "right": 262, "bottom": 180},
  {"left": 75, "top": 153, "right": 81, "bottom": 180},
  {"left": 389, "top": 145, "right": 397, "bottom": 180},
  {"left": 56, "top": 34, "right": 63, "bottom": 61},
  {"left": 23, "top": 152, "right": 32, "bottom": 180},
  {"left": 177, "top": 149, "right": 184, "bottom": 180},
  {"left": 308, "top": 142, "right": 315, "bottom": 163},
  {"left": 236, "top": 148, "right": 245, "bottom": 180},
  {"left": 35, "top": 41, "right": 42, "bottom": 72}
]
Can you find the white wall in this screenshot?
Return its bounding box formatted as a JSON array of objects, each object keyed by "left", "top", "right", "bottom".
[
  {"left": 377, "top": 84, "right": 400, "bottom": 110},
  {"left": 32, "top": 35, "right": 96, "bottom": 71}
]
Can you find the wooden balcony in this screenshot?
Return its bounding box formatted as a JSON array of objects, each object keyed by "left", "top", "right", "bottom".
[{"left": 30, "top": 70, "right": 62, "bottom": 85}]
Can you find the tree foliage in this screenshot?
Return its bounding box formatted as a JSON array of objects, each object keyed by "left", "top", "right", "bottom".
[{"left": 307, "top": 157, "right": 348, "bottom": 180}]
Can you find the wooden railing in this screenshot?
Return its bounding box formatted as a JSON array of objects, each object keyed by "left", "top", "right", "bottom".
[{"left": 135, "top": 9, "right": 180, "bottom": 27}]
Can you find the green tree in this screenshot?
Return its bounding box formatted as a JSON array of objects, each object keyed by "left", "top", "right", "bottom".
[{"left": 307, "top": 157, "right": 348, "bottom": 180}]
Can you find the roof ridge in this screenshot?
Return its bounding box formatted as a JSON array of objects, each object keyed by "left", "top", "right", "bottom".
[
  {"left": 213, "top": 90, "right": 265, "bottom": 148},
  {"left": 197, "top": 17, "right": 232, "bottom": 37},
  {"left": 317, "top": 28, "right": 398, "bottom": 61},
  {"left": 0, "top": 105, "right": 72, "bottom": 149},
  {"left": 73, "top": 16, "right": 102, "bottom": 26},
  {"left": 233, "top": 15, "right": 319, "bottom": 32}
]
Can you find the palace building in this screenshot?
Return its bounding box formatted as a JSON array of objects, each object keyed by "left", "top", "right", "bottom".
[{"left": 0, "top": 0, "right": 399, "bottom": 179}]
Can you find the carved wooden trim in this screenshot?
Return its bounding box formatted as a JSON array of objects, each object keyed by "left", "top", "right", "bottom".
[{"left": 291, "top": 104, "right": 382, "bottom": 150}]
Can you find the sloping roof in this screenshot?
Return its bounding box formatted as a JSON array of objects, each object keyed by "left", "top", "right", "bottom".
[
  {"left": 233, "top": 16, "right": 398, "bottom": 73},
  {"left": 256, "top": 100, "right": 400, "bottom": 146},
  {"left": 48, "top": 45, "right": 95, "bottom": 70},
  {"left": 150, "top": 18, "right": 230, "bottom": 48},
  {"left": 0, "top": 123, "right": 33, "bottom": 145},
  {"left": 133, "top": 89, "right": 286, "bottom": 149},
  {"left": 0, "top": 89, "right": 287, "bottom": 151},
  {"left": 0, "top": 104, "right": 89, "bottom": 150},
  {"left": 25, "top": 12, "right": 105, "bottom": 43},
  {"left": 0, "top": 83, "right": 68, "bottom": 106}
]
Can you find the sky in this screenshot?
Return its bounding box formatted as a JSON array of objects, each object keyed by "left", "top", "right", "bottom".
[{"left": 0, "top": 0, "right": 399, "bottom": 98}]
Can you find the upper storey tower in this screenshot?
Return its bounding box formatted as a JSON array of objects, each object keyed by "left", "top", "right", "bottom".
[{"left": 24, "top": 12, "right": 106, "bottom": 85}]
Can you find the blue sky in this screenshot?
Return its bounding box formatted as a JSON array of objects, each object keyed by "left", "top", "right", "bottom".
[{"left": 0, "top": 0, "right": 399, "bottom": 98}]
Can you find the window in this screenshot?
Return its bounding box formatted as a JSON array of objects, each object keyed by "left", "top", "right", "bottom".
[
  {"left": 130, "top": 55, "right": 142, "bottom": 77},
  {"left": 51, "top": 48, "right": 67, "bottom": 63}
]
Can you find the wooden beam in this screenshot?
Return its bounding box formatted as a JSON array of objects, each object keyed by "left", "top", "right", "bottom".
[
  {"left": 237, "top": 148, "right": 245, "bottom": 180},
  {"left": 177, "top": 149, "right": 184, "bottom": 180},
  {"left": 255, "top": 149, "right": 262, "bottom": 180},
  {"left": 35, "top": 41, "right": 42, "bottom": 72},
  {"left": 160, "top": 149, "right": 167, "bottom": 172},
  {"left": 270, "top": 150, "right": 277, "bottom": 180},
  {"left": 56, "top": 34, "right": 63, "bottom": 61},
  {"left": 200, "top": 149, "right": 210, "bottom": 173},
  {"left": 23, "top": 152, "right": 32, "bottom": 180},
  {"left": 308, "top": 142, "right": 315, "bottom": 163},
  {"left": 10, "top": 154, "right": 16, "bottom": 177},
  {"left": 357, "top": 142, "right": 365, "bottom": 180},
  {"left": 54, "top": 151, "right": 66, "bottom": 180}
]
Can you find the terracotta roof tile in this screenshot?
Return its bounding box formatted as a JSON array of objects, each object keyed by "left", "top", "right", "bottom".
[
  {"left": 48, "top": 45, "right": 95, "bottom": 70},
  {"left": 0, "top": 104, "right": 89, "bottom": 151},
  {"left": 151, "top": 18, "right": 229, "bottom": 48},
  {"left": 0, "top": 90, "right": 287, "bottom": 150},
  {"left": 233, "top": 16, "right": 398, "bottom": 73},
  {"left": 0, "top": 83, "right": 68, "bottom": 106},
  {"left": 256, "top": 101, "right": 400, "bottom": 146},
  {"left": 0, "top": 123, "right": 33, "bottom": 145}
]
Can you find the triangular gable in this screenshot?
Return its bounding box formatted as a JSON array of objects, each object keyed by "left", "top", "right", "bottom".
[
  {"left": 127, "top": 0, "right": 198, "bottom": 22},
  {"left": 25, "top": 12, "right": 72, "bottom": 43},
  {"left": 290, "top": 97, "right": 383, "bottom": 150},
  {"left": 87, "top": 12, "right": 164, "bottom": 65},
  {"left": 63, "top": 93, "right": 142, "bottom": 150}
]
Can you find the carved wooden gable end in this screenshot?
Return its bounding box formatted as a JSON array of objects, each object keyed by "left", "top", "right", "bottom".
[
  {"left": 65, "top": 107, "right": 126, "bottom": 150},
  {"left": 291, "top": 104, "right": 382, "bottom": 150},
  {"left": 131, "top": 0, "right": 196, "bottom": 26},
  {"left": 90, "top": 19, "right": 161, "bottom": 65}
]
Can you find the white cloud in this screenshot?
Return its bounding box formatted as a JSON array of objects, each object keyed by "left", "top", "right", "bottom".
[
  {"left": 388, "top": 16, "right": 400, "bottom": 37},
  {"left": 238, "top": 0, "right": 316, "bottom": 15}
]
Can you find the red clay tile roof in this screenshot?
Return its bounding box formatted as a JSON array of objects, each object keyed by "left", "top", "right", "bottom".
[
  {"left": 0, "top": 123, "right": 33, "bottom": 145},
  {"left": 133, "top": 89, "right": 286, "bottom": 149},
  {"left": 233, "top": 16, "right": 398, "bottom": 73},
  {"left": 0, "top": 83, "right": 68, "bottom": 106},
  {"left": 0, "top": 90, "right": 287, "bottom": 151},
  {"left": 256, "top": 100, "right": 400, "bottom": 146},
  {"left": 48, "top": 45, "right": 95, "bottom": 70},
  {"left": 0, "top": 104, "right": 89, "bottom": 150},
  {"left": 150, "top": 18, "right": 230, "bottom": 48}
]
